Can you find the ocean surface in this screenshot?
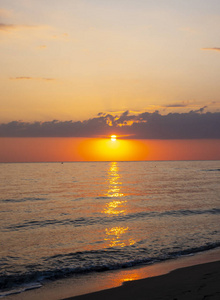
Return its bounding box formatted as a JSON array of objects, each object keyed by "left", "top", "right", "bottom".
[{"left": 0, "top": 161, "right": 220, "bottom": 297}]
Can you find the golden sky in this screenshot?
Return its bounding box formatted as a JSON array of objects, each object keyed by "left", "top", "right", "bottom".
[
  {"left": 0, "top": 1, "right": 220, "bottom": 162},
  {"left": 0, "top": 0, "right": 220, "bottom": 122}
]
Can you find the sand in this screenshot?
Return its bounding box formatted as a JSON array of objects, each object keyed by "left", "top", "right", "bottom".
[
  {"left": 63, "top": 260, "right": 220, "bottom": 300},
  {"left": 4, "top": 249, "right": 220, "bottom": 300}
]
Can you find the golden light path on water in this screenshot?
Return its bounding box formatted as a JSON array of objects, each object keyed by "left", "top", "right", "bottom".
[{"left": 103, "top": 162, "right": 136, "bottom": 248}]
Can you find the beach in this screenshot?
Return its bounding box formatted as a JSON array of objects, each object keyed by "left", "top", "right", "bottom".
[
  {"left": 64, "top": 260, "right": 220, "bottom": 300},
  {"left": 4, "top": 248, "right": 220, "bottom": 300}
]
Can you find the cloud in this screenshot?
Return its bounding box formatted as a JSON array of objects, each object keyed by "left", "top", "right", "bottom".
[
  {"left": 165, "top": 103, "right": 188, "bottom": 108},
  {"left": 1, "top": 110, "right": 220, "bottom": 139},
  {"left": 193, "top": 106, "right": 207, "bottom": 113},
  {"left": 9, "top": 77, "right": 55, "bottom": 81},
  {"left": 201, "top": 47, "right": 220, "bottom": 52},
  {"left": 0, "top": 23, "right": 17, "bottom": 31},
  {"left": 0, "top": 23, "right": 37, "bottom": 32},
  {"left": 38, "top": 45, "right": 47, "bottom": 49},
  {"left": 52, "top": 33, "right": 69, "bottom": 39},
  {"left": 0, "top": 23, "right": 65, "bottom": 41}
]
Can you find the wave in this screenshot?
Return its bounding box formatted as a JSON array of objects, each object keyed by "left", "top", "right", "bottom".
[
  {"left": 5, "top": 208, "right": 220, "bottom": 231},
  {"left": 1, "top": 197, "right": 46, "bottom": 203},
  {"left": 0, "top": 282, "right": 42, "bottom": 298},
  {"left": 1, "top": 242, "right": 219, "bottom": 295},
  {"left": 203, "top": 168, "right": 220, "bottom": 172}
]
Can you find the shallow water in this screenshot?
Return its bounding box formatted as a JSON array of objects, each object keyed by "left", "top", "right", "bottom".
[{"left": 0, "top": 161, "right": 220, "bottom": 296}]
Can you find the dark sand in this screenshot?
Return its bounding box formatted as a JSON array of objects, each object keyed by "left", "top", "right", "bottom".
[{"left": 63, "top": 260, "right": 220, "bottom": 300}]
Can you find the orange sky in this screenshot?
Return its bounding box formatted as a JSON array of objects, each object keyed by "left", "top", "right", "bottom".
[
  {"left": 0, "top": 1, "right": 219, "bottom": 163},
  {"left": 0, "top": 138, "right": 220, "bottom": 163}
]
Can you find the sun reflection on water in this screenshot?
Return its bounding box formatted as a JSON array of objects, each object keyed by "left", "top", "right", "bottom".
[
  {"left": 103, "top": 162, "right": 136, "bottom": 248},
  {"left": 104, "top": 200, "right": 127, "bottom": 215},
  {"left": 105, "top": 162, "right": 124, "bottom": 198},
  {"left": 103, "top": 162, "right": 126, "bottom": 214},
  {"left": 105, "top": 226, "right": 128, "bottom": 248}
]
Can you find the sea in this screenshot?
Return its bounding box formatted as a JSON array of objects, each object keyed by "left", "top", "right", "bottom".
[{"left": 0, "top": 161, "right": 220, "bottom": 297}]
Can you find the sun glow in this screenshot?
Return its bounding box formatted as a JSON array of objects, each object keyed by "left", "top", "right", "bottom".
[
  {"left": 77, "top": 138, "right": 148, "bottom": 161},
  {"left": 111, "top": 135, "right": 117, "bottom": 142}
]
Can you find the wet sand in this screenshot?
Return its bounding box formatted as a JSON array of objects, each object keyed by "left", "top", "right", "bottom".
[
  {"left": 63, "top": 260, "right": 220, "bottom": 300},
  {"left": 5, "top": 249, "right": 220, "bottom": 300}
]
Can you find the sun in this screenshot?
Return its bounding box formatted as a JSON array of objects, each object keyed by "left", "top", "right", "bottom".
[{"left": 111, "top": 135, "right": 117, "bottom": 142}]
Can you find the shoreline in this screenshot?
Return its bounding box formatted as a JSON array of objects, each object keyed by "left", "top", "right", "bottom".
[
  {"left": 4, "top": 247, "right": 220, "bottom": 300},
  {"left": 64, "top": 260, "right": 220, "bottom": 300}
]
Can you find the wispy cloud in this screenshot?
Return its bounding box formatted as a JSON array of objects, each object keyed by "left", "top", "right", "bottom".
[
  {"left": 9, "top": 77, "right": 55, "bottom": 81},
  {"left": 1, "top": 110, "right": 219, "bottom": 139},
  {"left": 165, "top": 103, "right": 188, "bottom": 108},
  {"left": 201, "top": 47, "right": 220, "bottom": 52},
  {"left": 38, "top": 45, "right": 47, "bottom": 49},
  {"left": 0, "top": 23, "right": 67, "bottom": 42},
  {"left": 52, "top": 33, "right": 69, "bottom": 39},
  {"left": 0, "top": 23, "right": 17, "bottom": 31},
  {"left": 0, "top": 23, "right": 37, "bottom": 32}
]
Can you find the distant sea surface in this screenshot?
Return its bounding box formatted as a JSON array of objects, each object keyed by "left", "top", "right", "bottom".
[{"left": 0, "top": 161, "right": 220, "bottom": 297}]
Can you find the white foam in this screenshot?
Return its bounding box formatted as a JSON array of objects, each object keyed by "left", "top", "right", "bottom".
[{"left": 0, "top": 282, "right": 42, "bottom": 298}]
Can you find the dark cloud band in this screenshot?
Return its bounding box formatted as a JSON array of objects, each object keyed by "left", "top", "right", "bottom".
[{"left": 0, "top": 110, "right": 220, "bottom": 139}]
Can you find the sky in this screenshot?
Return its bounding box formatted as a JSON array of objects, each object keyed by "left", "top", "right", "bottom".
[{"left": 0, "top": 0, "right": 220, "bottom": 162}]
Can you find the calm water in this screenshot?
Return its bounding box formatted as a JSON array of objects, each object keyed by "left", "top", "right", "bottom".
[{"left": 0, "top": 161, "right": 220, "bottom": 296}]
